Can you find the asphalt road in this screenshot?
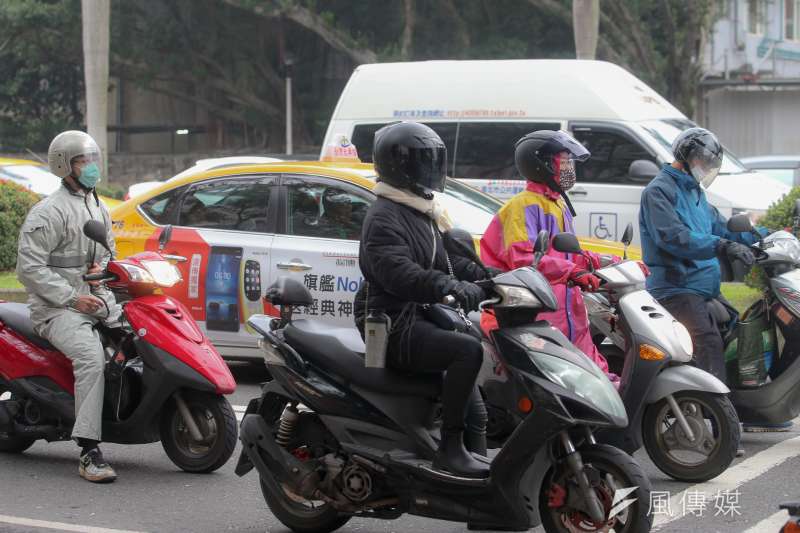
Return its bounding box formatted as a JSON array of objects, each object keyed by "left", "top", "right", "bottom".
[{"left": 1, "top": 362, "right": 798, "bottom": 533}]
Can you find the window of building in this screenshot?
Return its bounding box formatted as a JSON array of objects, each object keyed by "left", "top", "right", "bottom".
[
  {"left": 748, "top": 0, "right": 767, "bottom": 34},
  {"left": 786, "top": 0, "right": 800, "bottom": 40}
]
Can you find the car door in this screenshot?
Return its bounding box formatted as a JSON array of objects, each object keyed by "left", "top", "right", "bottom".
[
  {"left": 568, "top": 123, "right": 659, "bottom": 245},
  {"left": 157, "top": 175, "right": 278, "bottom": 357},
  {"left": 270, "top": 175, "right": 371, "bottom": 327}
]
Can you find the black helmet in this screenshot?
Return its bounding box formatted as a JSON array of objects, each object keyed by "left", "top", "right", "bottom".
[
  {"left": 672, "top": 127, "right": 723, "bottom": 188},
  {"left": 373, "top": 122, "right": 447, "bottom": 197},
  {"left": 514, "top": 130, "right": 590, "bottom": 184}
]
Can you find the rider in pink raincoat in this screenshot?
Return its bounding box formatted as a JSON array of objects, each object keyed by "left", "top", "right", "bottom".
[{"left": 480, "top": 130, "right": 615, "bottom": 377}]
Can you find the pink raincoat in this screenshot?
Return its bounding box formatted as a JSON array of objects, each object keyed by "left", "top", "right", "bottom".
[{"left": 480, "top": 181, "right": 611, "bottom": 375}]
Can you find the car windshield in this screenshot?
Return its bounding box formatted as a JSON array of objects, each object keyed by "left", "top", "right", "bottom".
[
  {"left": 0, "top": 164, "right": 61, "bottom": 195},
  {"left": 437, "top": 178, "right": 500, "bottom": 235},
  {"left": 638, "top": 119, "right": 748, "bottom": 175},
  {"left": 363, "top": 175, "right": 499, "bottom": 235}
]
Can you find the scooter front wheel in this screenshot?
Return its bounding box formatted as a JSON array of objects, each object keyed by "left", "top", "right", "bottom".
[
  {"left": 541, "top": 443, "right": 653, "bottom": 533},
  {"left": 642, "top": 391, "right": 740, "bottom": 482},
  {"left": 159, "top": 391, "right": 238, "bottom": 473}
]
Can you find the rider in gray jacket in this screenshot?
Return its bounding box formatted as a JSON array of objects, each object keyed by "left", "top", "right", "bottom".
[{"left": 16, "top": 130, "right": 121, "bottom": 483}]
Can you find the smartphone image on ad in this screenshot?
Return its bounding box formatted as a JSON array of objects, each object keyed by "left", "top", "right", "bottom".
[
  {"left": 240, "top": 259, "right": 263, "bottom": 333},
  {"left": 205, "top": 246, "right": 242, "bottom": 332}
]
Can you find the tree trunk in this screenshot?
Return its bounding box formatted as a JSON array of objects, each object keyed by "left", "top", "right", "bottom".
[
  {"left": 401, "top": 0, "right": 415, "bottom": 60},
  {"left": 81, "top": 0, "right": 110, "bottom": 174},
  {"left": 573, "top": 0, "right": 599, "bottom": 59}
]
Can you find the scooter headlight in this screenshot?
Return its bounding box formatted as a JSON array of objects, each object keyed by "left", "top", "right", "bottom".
[
  {"left": 119, "top": 263, "right": 155, "bottom": 284},
  {"left": 531, "top": 352, "right": 627, "bottom": 420},
  {"left": 141, "top": 260, "right": 182, "bottom": 287},
  {"left": 673, "top": 320, "right": 694, "bottom": 358},
  {"left": 495, "top": 285, "right": 542, "bottom": 308}
]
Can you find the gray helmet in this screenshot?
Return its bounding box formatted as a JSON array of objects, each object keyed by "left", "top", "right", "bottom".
[{"left": 48, "top": 130, "right": 101, "bottom": 178}]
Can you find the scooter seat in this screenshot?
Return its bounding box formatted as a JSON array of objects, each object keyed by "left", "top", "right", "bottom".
[
  {"left": 284, "top": 319, "right": 441, "bottom": 398},
  {"left": 0, "top": 302, "right": 56, "bottom": 351}
]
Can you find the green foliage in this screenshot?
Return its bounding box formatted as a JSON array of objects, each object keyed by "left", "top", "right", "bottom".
[
  {"left": 0, "top": 0, "right": 84, "bottom": 151},
  {"left": 0, "top": 181, "right": 40, "bottom": 270},
  {"left": 757, "top": 187, "right": 800, "bottom": 231}
]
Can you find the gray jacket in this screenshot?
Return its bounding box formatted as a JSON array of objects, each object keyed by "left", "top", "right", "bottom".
[{"left": 16, "top": 183, "right": 119, "bottom": 328}]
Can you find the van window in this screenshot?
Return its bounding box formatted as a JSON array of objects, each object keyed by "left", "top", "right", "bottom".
[
  {"left": 571, "top": 128, "right": 656, "bottom": 185},
  {"left": 454, "top": 122, "right": 559, "bottom": 181},
  {"left": 351, "top": 123, "right": 457, "bottom": 170}
]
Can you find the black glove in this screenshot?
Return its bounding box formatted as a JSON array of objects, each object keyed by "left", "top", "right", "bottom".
[
  {"left": 484, "top": 266, "right": 504, "bottom": 279},
  {"left": 448, "top": 280, "right": 484, "bottom": 312},
  {"left": 718, "top": 239, "right": 755, "bottom": 266}
]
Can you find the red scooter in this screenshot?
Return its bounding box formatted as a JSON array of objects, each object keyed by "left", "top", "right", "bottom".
[{"left": 0, "top": 222, "right": 237, "bottom": 473}]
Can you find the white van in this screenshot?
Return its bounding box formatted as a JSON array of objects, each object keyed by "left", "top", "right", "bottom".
[{"left": 322, "top": 60, "right": 788, "bottom": 243}]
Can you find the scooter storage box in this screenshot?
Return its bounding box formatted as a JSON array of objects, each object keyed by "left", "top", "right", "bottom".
[{"left": 725, "top": 300, "right": 773, "bottom": 388}]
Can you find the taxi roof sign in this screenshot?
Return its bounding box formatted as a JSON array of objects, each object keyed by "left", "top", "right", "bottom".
[{"left": 321, "top": 134, "right": 361, "bottom": 163}]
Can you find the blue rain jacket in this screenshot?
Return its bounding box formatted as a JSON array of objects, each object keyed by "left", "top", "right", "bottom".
[{"left": 639, "top": 164, "right": 762, "bottom": 300}]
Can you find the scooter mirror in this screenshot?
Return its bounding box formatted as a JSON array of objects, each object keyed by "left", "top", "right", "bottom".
[
  {"left": 534, "top": 230, "right": 550, "bottom": 255},
  {"left": 727, "top": 214, "right": 753, "bottom": 233},
  {"left": 158, "top": 225, "right": 173, "bottom": 251},
  {"left": 83, "top": 220, "right": 112, "bottom": 255},
  {"left": 552, "top": 233, "right": 582, "bottom": 255},
  {"left": 621, "top": 223, "right": 634, "bottom": 247}
]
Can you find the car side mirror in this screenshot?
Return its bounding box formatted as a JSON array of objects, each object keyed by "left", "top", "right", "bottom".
[
  {"left": 158, "top": 225, "right": 173, "bottom": 251},
  {"left": 727, "top": 214, "right": 753, "bottom": 233},
  {"left": 83, "top": 220, "right": 112, "bottom": 255},
  {"left": 621, "top": 222, "right": 634, "bottom": 259},
  {"left": 628, "top": 159, "right": 660, "bottom": 182}
]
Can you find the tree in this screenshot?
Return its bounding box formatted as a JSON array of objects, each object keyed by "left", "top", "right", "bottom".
[
  {"left": 0, "top": 0, "right": 84, "bottom": 151},
  {"left": 82, "top": 0, "right": 110, "bottom": 172}
]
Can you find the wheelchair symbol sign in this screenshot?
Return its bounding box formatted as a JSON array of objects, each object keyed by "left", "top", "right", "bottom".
[{"left": 590, "top": 213, "right": 617, "bottom": 241}]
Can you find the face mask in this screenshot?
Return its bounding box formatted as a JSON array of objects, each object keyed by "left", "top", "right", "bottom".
[
  {"left": 559, "top": 166, "right": 577, "bottom": 191},
  {"left": 77, "top": 162, "right": 102, "bottom": 189}
]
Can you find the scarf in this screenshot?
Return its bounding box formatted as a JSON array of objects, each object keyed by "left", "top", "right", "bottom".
[{"left": 373, "top": 182, "right": 453, "bottom": 232}]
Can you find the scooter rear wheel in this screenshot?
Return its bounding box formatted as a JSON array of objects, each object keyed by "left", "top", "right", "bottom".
[
  {"left": 642, "top": 391, "right": 740, "bottom": 482},
  {"left": 260, "top": 476, "right": 350, "bottom": 533},
  {"left": 0, "top": 388, "right": 35, "bottom": 453},
  {"left": 159, "top": 391, "right": 238, "bottom": 473}
]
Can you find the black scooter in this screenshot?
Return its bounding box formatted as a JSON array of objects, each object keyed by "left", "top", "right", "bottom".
[
  {"left": 710, "top": 209, "right": 800, "bottom": 426},
  {"left": 236, "top": 231, "right": 652, "bottom": 533}
]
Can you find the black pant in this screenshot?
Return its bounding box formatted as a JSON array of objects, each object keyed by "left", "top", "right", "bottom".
[
  {"left": 389, "top": 318, "right": 484, "bottom": 432},
  {"left": 659, "top": 293, "right": 726, "bottom": 384}
]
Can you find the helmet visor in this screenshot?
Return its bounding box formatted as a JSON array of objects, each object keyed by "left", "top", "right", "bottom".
[
  {"left": 550, "top": 130, "right": 590, "bottom": 162},
  {"left": 405, "top": 144, "right": 447, "bottom": 192},
  {"left": 689, "top": 145, "right": 722, "bottom": 188}
]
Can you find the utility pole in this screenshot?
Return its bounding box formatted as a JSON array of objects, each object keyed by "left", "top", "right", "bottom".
[
  {"left": 573, "top": 0, "right": 599, "bottom": 60},
  {"left": 285, "top": 58, "right": 293, "bottom": 156},
  {"left": 81, "top": 0, "right": 110, "bottom": 174}
]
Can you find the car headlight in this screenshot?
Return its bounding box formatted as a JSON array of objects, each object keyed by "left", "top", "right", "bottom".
[
  {"left": 495, "top": 285, "right": 542, "bottom": 308},
  {"left": 141, "top": 260, "right": 182, "bottom": 287},
  {"left": 672, "top": 320, "right": 694, "bottom": 358},
  {"left": 531, "top": 352, "right": 626, "bottom": 420}
]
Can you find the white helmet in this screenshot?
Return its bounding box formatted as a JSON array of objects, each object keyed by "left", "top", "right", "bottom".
[{"left": 47, "top": 130, "right": 101, "bottom": 178}]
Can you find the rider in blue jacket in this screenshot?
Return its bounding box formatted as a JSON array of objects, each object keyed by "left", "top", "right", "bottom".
[{"left": 640, "top": 128, "right": 761, "bottom": 385}]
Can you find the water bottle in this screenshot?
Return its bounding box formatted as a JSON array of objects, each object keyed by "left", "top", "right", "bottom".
[{"left": 364, "top": 311, "right": 390, "bottom": 368}]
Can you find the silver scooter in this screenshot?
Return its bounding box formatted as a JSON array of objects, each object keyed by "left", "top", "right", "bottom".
[{"left": 580, "top": 225, "right": 740, "bottom": 483}]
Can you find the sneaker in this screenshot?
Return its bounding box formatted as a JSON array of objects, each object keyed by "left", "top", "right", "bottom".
[
  {"left": 79, "top": 448, "right": 117, "bottom": 483},
  {"left": 736, "top": 447, "right": 746, "bottom": 458},
  {"left": 743, "top": 421, "right": 793, "bottom": 433}
]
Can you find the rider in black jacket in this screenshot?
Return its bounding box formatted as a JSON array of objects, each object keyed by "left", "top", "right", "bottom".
[{"left": 354, "top": 122, "right": 489, "bottom": 478}]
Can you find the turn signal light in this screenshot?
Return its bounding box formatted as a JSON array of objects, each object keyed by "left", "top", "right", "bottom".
[
  {"left": 639, "top": 344, "right": 666, "bottom": 361},
  {"left": 518, "top": 396, "right": 533, "bottom": 413},
  {"left": 783, "top": 521, "right": 800, "bottom": 533}
]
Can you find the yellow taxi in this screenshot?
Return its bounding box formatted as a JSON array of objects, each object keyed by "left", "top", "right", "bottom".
[
  {"left": 0, "top": 157, "right": 122, "bottom": 208},
  {"left": 110, "top": 160, "right": 639, "bottom": 359}
]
